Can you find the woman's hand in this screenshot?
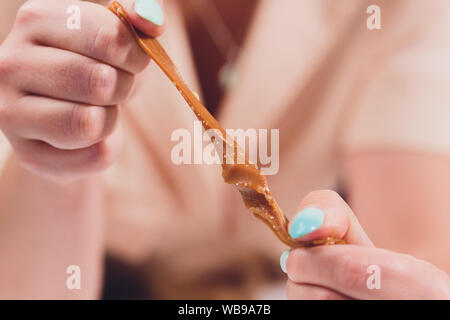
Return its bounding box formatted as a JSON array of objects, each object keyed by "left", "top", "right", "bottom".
[
  {"left": 281, "top": 190, "right": 450, "bottom": 299},
  {"left": 0, "top": 0, "right": 164, "bottom": 183}
]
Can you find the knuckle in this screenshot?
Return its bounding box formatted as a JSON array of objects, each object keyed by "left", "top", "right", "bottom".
[
  {"left": 71, "top": 105, "right": 115, "bottom": 145},
  {"left": 15, "top": 1, "right": 43, "bottom": 26},
  {"left": 70, "top": 105, "right": 118, "bottom": 146},
  {"left": 86, "top": 64, "right": 117, "bottom": 104},
  {"left": 0, "top": 51, "right": 16, "bottom": 80},
  {"left": 109, "top": 28, "right": 134, "bottom": 66},
  {"left": 91, "top": 25, "right": 136, "bottom": 71},
  {"left": 91, "top": 26, "right": 114, "bottom": 61}
]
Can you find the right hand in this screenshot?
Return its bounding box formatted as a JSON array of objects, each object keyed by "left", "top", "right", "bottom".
[
  {"left": 0, "top": 0, "right": 164, "bottom": 182},
  {"left": 282, "top": 190, "right": 450, "bottom": 299}
]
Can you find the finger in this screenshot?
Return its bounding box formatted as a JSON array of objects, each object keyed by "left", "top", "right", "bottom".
[
  {"left": 285, "top": 280, "right": 349, "bottom": 300},
  {"left": 3, "top": 95, "right": 118, "bottom": 150},
  {"left": 286, "top": 245, "right": 449, "bottom": 299},
  {"left": 13, "top": 128, "right": 123, "bottom": 182},
  {"left": 118, "top": 0, "right": 165, "bottom": 36},
  {"left": 10, "top": 45, "right": 134, "bottom": 106},
  {"left": 15, "top": 0, "right": 150, "bottom": 74},
  {"left": 289, "top": 190, "right": 374, "bottom": 246}
]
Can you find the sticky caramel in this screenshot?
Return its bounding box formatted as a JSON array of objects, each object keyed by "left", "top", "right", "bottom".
[{"left": 109, "top": 2, "right": 344, "bottom": 248}]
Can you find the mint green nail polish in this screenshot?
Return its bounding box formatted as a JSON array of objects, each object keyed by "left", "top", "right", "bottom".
[
  {"left": 289, "top": 207, "right": 324, "bottom": 239},
  {"left": 280, "top": 249, "right": 291, "bottom": 273},
  {"left": 135, "top": 0, "right": 164, "bottom": 26}
]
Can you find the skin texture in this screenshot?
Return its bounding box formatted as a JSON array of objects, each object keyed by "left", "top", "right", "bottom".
[
  {"left": 0, "top": 1, "right": 449, "bottom": 299},
  {"left": 0, "top": 0, "right": 164, "bottom": 298},
  {"left": 0, "top": 0, "right": 164, "bottom": 182},
  {"left": 284, "top": 185, "right": 450, "bottom": 300}
]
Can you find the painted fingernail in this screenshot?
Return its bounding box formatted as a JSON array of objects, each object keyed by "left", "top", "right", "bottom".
[
  {"left": 280, "top": 249, "right": 291, "bottom": 273},
  {"left": 135, "top": 0, "right": 164, "bottom": 26},
  {"left": 289, "top": 207, "right": 324, "bottom": 239}
]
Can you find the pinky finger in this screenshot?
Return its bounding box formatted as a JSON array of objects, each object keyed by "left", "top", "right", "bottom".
[
  {"left": 286, "top": 280, "right": 350, "bottom": 300},
  {"left": 12, "top": 128, "right": 123, "bottom": 183}
]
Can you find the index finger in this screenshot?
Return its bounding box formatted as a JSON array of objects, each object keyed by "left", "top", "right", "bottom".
[
  {"left": 289, "top": 190, "right": 374, "bottom": 247},
  {"left": 18, "top": 0, "right": 150, "bottom": 74}
]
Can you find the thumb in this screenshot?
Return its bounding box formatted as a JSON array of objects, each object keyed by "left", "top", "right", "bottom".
[
  {"left": 289, "top": 190, "right": 374, "bottom": 247},
  {"left": 116, "top": 0, "right": 165, "bottom": 37}
]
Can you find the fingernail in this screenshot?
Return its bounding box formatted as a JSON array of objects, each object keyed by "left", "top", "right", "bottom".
[
  {"left": 280, "top": 249, "right": 291, "bottom": 273},
  {"left": 289, "top": 207, "right": 324, "bottom": 239},
  {"left": 135, "top": 0, "right": 164, "bottom": 26}
]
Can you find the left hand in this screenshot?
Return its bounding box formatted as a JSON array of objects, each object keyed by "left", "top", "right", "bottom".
[{"left": 281, "top": 190, "right": 450, "bottom": 299}]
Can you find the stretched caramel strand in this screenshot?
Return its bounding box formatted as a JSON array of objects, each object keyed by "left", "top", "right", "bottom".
[{"left": 108, "top": 2, "right": 344, "bottom": 248}]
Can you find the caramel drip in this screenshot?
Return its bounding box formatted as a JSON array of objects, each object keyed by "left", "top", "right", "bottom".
[{"left": 109, "top": 2, "right": 344, "bottom": 248}]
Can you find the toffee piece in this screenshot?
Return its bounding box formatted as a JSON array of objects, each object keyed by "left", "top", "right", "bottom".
[{"left": 109, "top": 1, "right": 344, "bottom": 248}]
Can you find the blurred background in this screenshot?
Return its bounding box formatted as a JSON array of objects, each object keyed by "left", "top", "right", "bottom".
[{"left": 0, "top": 0, "right": 449, "bottom": 299}]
